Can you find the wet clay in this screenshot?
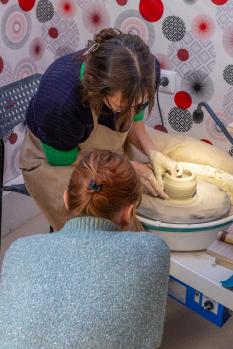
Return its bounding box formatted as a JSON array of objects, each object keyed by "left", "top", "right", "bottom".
[
  {"left": 178, "top": 162, "right": 233, "bottom": 204},
  {"left": 163, "top": 170, "right": 197, "bottom": 200},
  {"left": 126, "top": 126, "right": 233, "bottom": 224}
]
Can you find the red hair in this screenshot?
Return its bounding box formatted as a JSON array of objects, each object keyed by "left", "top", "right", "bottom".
[{"left": 67, "top": 149, "right": 142, "bottom": 222}]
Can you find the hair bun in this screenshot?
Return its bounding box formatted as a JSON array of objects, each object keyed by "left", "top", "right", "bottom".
[{"left": 94, "top": 28, "right": 121, "bottom": 44}]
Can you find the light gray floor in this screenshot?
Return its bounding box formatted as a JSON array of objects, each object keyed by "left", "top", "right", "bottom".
[
  {"left": 1, "top": 213, "right": 49, "bottom": 264},
  {"left": 1, "top": 214, "right": 233, "bottom": 348},
  {"left": 161, "top": 298, "right": 233, "bottom": 348}
]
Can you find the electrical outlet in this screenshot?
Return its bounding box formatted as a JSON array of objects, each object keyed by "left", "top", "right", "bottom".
[{"left": 160, "top": 69, "right": 177, "bottom": 94}]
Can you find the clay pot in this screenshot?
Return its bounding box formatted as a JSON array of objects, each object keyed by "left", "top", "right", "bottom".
[{"left": 164, "top": 170, "right": 197, "bottom": 200}]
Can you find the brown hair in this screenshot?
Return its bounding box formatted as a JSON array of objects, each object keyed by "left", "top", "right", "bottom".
[
  {"left": 67, "top": 149, "right": 142, "bottom": 226},
  {"left": 81, "top": 28, "right": 156, "bottom": 132}
]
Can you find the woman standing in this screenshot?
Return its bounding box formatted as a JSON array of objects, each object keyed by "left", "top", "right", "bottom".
[
  {"left": 20, "top": 27, "right": 233, "bottom": 230},
  {"left": 20, "top": 28, "right": 178, "bottom": 230}
]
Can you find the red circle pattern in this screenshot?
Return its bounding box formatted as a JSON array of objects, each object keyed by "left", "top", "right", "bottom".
[
  {"left": 192, "top": 15, "right": 215, "bottom": 40},
  {"left": 9, "top": 132, "right": 18, "bottom": 144},
  {"left": 48, "top": 27, "right": 59, "bottom": 38},
  {"left": 154, "top": 124, "right": 168, "bottom": 133},
  {"left": 211, "top": 0, "right": 228, "bottom": 4},
  {"left": 0, "top": 57, "right": 3, "bottom": 74},
  {"left": 29, "top": 38, "right": 45, "bottom": 60},
  {"left": 200, "top": 138, "right": 213, "bottom": 145},
  {"left": 139, "top": 0, "right": 164, "bottom": 23},
  {"left": 174, "top": 91, "right": 192, "bottom": 109},
  {"left": 116, "top": 0, "right": 128, "bottom": 5},
  {"left": 64, "top": 2, "right": 71, "bottom": 11},
  {"left": 58, "top": 0, "right": 76, "bottom": 16},
  {"left": 18, "top": 0, "right": 36, "bottom": 11},
  {"left": 177, "top": 48, "right": 189, "bottom": 61},
  {"left": 0, "top": 0, "right": 9, "bottom": 4}
]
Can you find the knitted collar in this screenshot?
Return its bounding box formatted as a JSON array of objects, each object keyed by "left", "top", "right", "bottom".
[{"left": 60, "top": 216, "right": 120, "bottom": 236}]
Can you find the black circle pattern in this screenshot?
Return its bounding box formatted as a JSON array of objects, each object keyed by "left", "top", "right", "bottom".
[
  {"left": 181, "top": 70, "right": 215, "bottom": 104},
  {"left": 162, "top": 16, "right": 186, "bottom": 42},
  {"left": 168, "top": 107, "right": 193, "bottom": 132},
  {"left": 36, "top": 0, "right": 54, "bottom": 23},
  {"left": 183, "top": 0, "right": 198, "bottom": 4},
  {"left": 223, "top": 65, "right": 233, "bottom": 85}
]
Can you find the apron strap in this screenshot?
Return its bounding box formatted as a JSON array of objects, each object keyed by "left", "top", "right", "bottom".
[{"left": 90, "top": 106, "right": 98, "bottom": 128}]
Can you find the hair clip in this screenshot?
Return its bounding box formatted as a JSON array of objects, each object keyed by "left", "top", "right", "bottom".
[
  {"left": 88, "top": 179, "right": 103, "bottom": 193},
  {"left": 83, "top": 42, "right": 99, "bottom": 55}
]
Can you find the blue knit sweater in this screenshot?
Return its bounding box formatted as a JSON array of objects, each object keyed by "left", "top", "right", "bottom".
[
  {"left": 26, "top": 51, "right": 161, "bottom": 166},
  {"left": 0, "top": 217, "right": 170, "bottom": 349}
]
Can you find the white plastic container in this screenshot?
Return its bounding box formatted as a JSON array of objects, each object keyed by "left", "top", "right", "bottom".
[{"left": 137, "top": 212, "right": 233, "bottom": 251}]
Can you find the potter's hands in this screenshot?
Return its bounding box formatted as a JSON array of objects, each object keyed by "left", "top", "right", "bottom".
[
  {"left": 148, "top": 150, "right": 183, "bottom": 189},
  {"left": 131, "top": 161, "right": 169, "bottom": 199}
]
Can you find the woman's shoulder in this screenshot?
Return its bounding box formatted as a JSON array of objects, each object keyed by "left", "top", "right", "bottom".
[
  {"left": 40, "top": 49, "right": 85, "bottom": 88},
  {"left": 32, "top": 50, "right": 86, "bottom": 116},
  {"left": 2, "top": 234, "right": 49, "bottom": 260},
  {"left": 1, "top": 234, "right": 63, "bottom": 279},
  {"left": 45, "top": 49, "right": 84, "bottom": 72},
  {"left": 2, "top": 234, "right": 57, "bottom": 265},
  {"left": 123, "top": 228, "right": 168, "bottom": 247},
  {"left": 119, "top": 230, "right": 170, "bottom": 266}
]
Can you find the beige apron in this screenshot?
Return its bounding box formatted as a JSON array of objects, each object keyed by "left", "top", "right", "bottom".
[{"left": 19, "top": 110, "right": 130, "bottom": 230}]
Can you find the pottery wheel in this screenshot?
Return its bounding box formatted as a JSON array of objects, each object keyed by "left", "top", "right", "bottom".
[{"left": 137, "top": 180, "right": 231, "bottom": 224}]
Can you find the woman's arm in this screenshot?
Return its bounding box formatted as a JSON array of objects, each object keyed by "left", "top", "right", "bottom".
[
  {"left": 128, "top": 121, "right": 182, "bottom": 198},
  {"left": 127, "top": 120, "right": 157, "bottom": 155},
  {"left": 128, "top": 120, "right": 179, "bottom": 176}
]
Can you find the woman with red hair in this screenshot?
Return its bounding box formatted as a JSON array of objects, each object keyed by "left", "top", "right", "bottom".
[{"left": 1, "top": 149, "right": 170, "bottom": 349}]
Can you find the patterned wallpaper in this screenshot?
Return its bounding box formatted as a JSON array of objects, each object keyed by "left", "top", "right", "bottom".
[{"left": 1, "top": 0, "right": 233, "bottom": 184}]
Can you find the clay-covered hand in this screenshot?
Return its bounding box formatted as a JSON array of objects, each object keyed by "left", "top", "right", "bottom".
[
  {"left": 131, "top": 161, "right": 169, "bottom": 199},
  {"left": 148, "top": 150, "right": 183, "bottom": 192}
]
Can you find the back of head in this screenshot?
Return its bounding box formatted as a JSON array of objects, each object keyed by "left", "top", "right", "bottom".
[
  {"left": 82, "top": 28, "right": 156, "bottom": 129},
  {"left": 67, "top": 149, "right": 142, "bottom": 225}
]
